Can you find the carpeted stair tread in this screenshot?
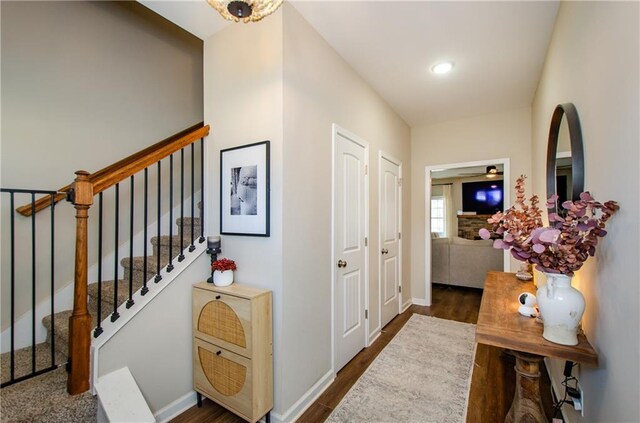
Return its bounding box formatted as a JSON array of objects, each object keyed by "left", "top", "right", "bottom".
[
  {"left": 42, "top": 310, "right": 97, "bottom": 356},
  {"left": 121, "top": 255, "right": 164, "bottom": 272},
  {"left": 176, "top": 216, "right": 202, "bottom": 228},
  {"left": 0, "top": 367, "right": 97, "bottom": 423},
  {"left": 151, "top": 234, "right": 200, "bottom": 260},
  {"left": 87, "top": 279, "right": 143, "bottom": 318},
  {"left": 1, "top": 343, "right": 66, "bottom": 385},
  {"left": 151, "top": 234, "right": 198, "bottom": 249}
]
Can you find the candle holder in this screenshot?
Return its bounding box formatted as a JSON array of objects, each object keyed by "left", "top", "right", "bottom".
[{"left": 206, "top": 236, "right": 221, "bottom": 283}]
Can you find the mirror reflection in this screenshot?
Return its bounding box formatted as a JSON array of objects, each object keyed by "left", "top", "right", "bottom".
[
  {"left": 546, "top": 103, "right": 584, "bottom": 218},
  {"left": 555, "top": 117, "right": 572, "bottom": 215}
]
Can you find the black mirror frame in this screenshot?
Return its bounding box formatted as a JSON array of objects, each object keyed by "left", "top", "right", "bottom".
[{"left": 546, "top": 103, "right": 585, "bottom": 212}]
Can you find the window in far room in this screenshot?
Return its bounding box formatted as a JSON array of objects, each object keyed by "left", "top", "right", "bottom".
[{"left": 431, "top": 196, "right": 446, "bottom": 238}]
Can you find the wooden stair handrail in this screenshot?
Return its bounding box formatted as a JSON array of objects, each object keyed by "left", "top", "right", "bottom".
[
  {"left": 15, "top": 190, "right": 69, "bottom": 217},
  {"left": 91, "top": 123, "right": 209, "bottom": 195},
  {"left": 15, "top": 122, "right": 209, "bottom": 216},
  {"left": 66, "top": 121, "right": 209, "bottom": 395}
]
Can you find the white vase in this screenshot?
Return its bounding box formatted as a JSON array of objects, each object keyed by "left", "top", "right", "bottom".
[
  {"left": 213, "top": 270, "right": 234, "bottom": 287},
  {"left": 536, "top": 273, "right": 585, "bottom": 346}
]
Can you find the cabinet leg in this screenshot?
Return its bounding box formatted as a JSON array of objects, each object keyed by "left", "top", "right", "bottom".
[
  {"left": 265, "top": 411, "right": 270, "bottom": 423},
  {"left": 197, "top": 392, "right": 202, "bottom": 408}
]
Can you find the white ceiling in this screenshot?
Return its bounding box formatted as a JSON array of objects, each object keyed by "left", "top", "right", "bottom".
[
  {"left": 138, "top": 0, "right": 230, "bottom": 40},
  {"left": 139, "top": 1, "right": 559, "bottom": 127}
]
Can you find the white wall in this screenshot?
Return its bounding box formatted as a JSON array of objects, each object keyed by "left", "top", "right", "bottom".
[
  {"left": 531, "top": 2, "right": 639, "bottom": 421},
  {"left": 203, "top": 5, "right": 411, "bottom": 419},
  {"left": 410, "top": 107, "right": 531, "bottom": 300},
  {"left": 281, "top": 3, "right": 411, "bottom": 417},
  {"left": 0, "top": 1, "right": 203, "bottom": 327},
  {"left": 203, "top": 10, "right": 286, "bottom": 415},
  {"left": 97, "top": 251, "right": 209, "bottom": 418}
]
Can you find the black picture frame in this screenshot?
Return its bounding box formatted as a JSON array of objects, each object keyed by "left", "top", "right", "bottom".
[{"left": 220, "top": 141, "right": 270, "bottom": 237}]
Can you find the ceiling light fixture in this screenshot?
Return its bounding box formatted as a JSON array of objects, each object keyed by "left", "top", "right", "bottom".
[
  {"left": 486, "top": 165, "right": 498, "bottom": 178},
  {"left": 431, "top": 62, "right": 454, "bottom": 75},
  {"left": 207, "top": 0, "right": 283, "bottom": 23}
]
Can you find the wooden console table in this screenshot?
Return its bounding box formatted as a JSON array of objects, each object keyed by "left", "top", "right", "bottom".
[{"left": 476, "top": 272, "right": 598, "bottom": 423}]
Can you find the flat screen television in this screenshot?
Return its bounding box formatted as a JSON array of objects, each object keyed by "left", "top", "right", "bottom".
[{"left": 462, "top": 180, "right": 504, "bottom": 214}]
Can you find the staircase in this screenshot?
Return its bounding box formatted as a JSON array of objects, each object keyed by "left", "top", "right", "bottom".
[
  {"left": 1, "top": 217, "right": 203, "bottom": 422},
  {"left": 0, "top": 123, "right": 210, "bottom": 422}
]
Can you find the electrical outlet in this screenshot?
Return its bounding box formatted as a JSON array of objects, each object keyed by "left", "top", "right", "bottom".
[
  {"left": 578, "top": 382, "right": 584, "bottom": 417},
  {"left": 568, "top": 382, "right": 584, "bottom": 417}
]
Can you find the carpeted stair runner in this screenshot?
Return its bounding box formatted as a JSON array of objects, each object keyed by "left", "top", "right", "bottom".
[{"left": 0, "top": 216, "right": 202, "bottom": 422}]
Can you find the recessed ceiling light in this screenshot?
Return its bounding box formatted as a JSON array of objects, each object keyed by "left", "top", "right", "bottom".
[{"left": 431, "top": 62, "right": 454, "bottom": 75}]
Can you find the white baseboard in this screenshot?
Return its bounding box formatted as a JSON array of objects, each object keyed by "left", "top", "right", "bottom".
[
  {"left": 271, "top": 369, "right": 334, "bottom": 423},
  {"left": 412, "top": 297, "right": 428, "bottom": 306},
  {"left": 368, "top": 329, "right": 381, "bottom": 345},
  {"left": 401, "top": 299, "right": 412, "bottom": 313},
  {"left": 154, "top": 391, "right": 197, "bottom": 423}
]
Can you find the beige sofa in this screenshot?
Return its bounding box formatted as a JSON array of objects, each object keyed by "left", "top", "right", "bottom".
[{"left": 431, "top": 237, "right": 503, "bottom": 289}]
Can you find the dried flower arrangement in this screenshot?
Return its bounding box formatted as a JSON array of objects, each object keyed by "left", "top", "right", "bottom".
[
  {"left": 212, "top": 258, "right": 237, "bottom": 273},
  {"left": 479, "top": 175, "right": 619, "bottom": 275}
]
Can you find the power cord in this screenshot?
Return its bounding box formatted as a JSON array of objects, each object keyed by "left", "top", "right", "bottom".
[{"left": 552, "top": 361, "right": 579, "bottom": 420}]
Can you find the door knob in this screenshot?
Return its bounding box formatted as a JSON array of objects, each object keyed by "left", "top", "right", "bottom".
[
  {"left": 381, "top": 248, "right": 388, "bottom": 254},
  {"left": 337, "top": 260, "right": 347, "bottom": 268}
]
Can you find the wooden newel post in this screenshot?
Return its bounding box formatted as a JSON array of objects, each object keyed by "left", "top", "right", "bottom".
[{"left": 68, "top": 170, "right": 94, "bottom": 395}]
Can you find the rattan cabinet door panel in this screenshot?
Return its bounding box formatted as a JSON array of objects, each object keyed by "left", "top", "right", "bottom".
[
  {"left": 194, "top": 338, "right": 253, "bottom": 419},
  {"left": 193, "top": 289, "right": 252, "bottom": 358},
  {"left": 192, "top": 282, "right": 273, "bottom": 423}
]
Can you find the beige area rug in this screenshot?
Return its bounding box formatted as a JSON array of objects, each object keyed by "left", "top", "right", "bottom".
[{"left": 327, "top": 315, "right": 476, "bottom": 423}]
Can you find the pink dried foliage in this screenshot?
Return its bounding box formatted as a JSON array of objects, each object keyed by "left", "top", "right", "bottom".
[{"left": 479, "top": 175, "right": 619, "bottom": 276}]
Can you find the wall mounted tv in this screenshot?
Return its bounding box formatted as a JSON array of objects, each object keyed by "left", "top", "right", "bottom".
[{"left": 462, "top": 180, "right": 504, "bottom": 214}]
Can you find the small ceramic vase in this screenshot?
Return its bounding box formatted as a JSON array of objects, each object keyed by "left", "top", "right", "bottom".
[{"left": 213, "top": 270, "right": 234, "bottom": 287}]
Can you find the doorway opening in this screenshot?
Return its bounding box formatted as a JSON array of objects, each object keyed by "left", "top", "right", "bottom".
[{"left": 424, "top": 158, "right": 510, "bottom": 306}]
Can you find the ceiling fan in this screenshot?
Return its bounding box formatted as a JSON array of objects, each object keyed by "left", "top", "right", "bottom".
[{"left": 459, "top": 165, "right": 504, "bottom": 179}]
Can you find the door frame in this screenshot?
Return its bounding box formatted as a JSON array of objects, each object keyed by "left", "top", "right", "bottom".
[
  {"left": 377, "top": 151, "right": 403, "bottom": 334},
  {"left": 331, "top": 123, "right": 370, "bottom": 375},
  {"left": 424, "top": 158, "right": 510, "bottom": 306}
]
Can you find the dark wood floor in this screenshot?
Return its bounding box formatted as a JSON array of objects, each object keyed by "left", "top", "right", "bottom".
[{"left": 172, "top": 284, "right": 553, "bottom": 423}]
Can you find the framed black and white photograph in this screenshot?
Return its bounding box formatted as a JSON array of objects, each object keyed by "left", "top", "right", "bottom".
[{"left": 220, "top": 141, "right": 270, "bottom": 236}]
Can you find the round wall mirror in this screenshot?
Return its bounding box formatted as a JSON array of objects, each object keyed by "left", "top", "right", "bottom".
[{"left": 546, "top": 103, "right": 585, "bottom": 215}]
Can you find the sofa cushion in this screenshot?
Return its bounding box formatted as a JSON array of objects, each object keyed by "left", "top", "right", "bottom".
[{"left": 451, "top": 236, "right": 493, "bottom": 247}]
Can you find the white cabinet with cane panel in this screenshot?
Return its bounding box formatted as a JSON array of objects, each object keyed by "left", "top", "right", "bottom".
[{"left": 192, "top": 282, "right": 273, "bottom": 422}]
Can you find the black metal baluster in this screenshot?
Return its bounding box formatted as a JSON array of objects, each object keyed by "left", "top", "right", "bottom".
[
  {"left": 0, "top": 189, "right": 61, "bottom": 386},
  {"left": 167, "top": 154, "right": 174, "bottom": 272},
  {"left": 189, "top": 143, "right": 196, "bottom": 252},
  {"left": 111, "top": 184, "right": 120, "bottom": 322},
  {"left": 142, "top": 168, "right": 149, "bottom": 295},
  {"left": 31, "top": 194, "right": 36, "bottom": 373},
  {"left": 50, "top": 194, "right": 55, "bottom": 365},
  {"left": 126, "top": 176, "right": 135, "bottom": 309},
  {"left": 94, "top": 193, "right": 104, "bottom": 337},
  {"left": 199, "top": 138, "right": 205, "bottom": 243},
  {"left": 155, "top": 161, "right": 162, "bottom": 283},
  {"left": 10, "top": 192, "right": 15, "bottom": 381},
  {"left": 178, "top": 149, "right": 185, "bottom": 262}
]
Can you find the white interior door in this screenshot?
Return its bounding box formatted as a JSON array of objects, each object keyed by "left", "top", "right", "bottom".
[
  {"left": 334, "top": 127, "right": 367, "bottom": 372},
  {"left": 380, "top": 155, "right": 401, "bottom": 328}
]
